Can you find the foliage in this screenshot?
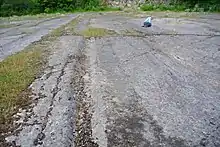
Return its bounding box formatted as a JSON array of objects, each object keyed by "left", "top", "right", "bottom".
[
  {"left": 0, "top": 0, "right": 103, "bottom": 17},
  {"left": 141, "top": 0, "right": 220, "bottom": 12},
  {"left": 0, "top": 0, "right": 39, "bottom": 16},
  {"left": 0, "top": 0, "right": 220, "bottom": 18},
  {"left": 141, "top": 3, "right": 186, "bottom": 12},
  {"left": 181, "top": 0, "right": 220, "bottom": 12}
]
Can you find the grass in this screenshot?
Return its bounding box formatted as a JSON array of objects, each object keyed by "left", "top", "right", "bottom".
[
  {"left": 124, "top": 10, "right": 203, "bottom": 19},
  {"left": 81, "top": 27, "right": 116, "bottom": 37},
  {"left": 0, "top": 46, "right": 43, "bottom": 132},
  {"left": 140, "top": 3, "right": 220, "bottom": 12},
  {"left": 0, "top": 16, "right": 81, "bottom": 136},
  {"left": 0, "top": 13, "right": 67, "bottom": 22},
  {"left": 63, "top": 17, "right": 81, "bottom": 35},
  {"left": 74, "top": 6, "right": 121, "bottom": 12},
  {"left": 140, "top": 4, "right": 187, "bottom": 12},
  {"left": 95, "top": 6, "right": 121, "bottom": 12},
  {"left": 0, "top": 23, "right": 18, "bottom": 29},
  {"left": 0, "top": 7, "right": 121, "bottom": 22},
  {"left": 0, "top": 17, "right": 68, "bottom": 135}
]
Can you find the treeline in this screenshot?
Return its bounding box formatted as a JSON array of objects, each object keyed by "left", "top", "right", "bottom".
[
  {"left": 142, "top": 0, "right": 220, "bottom": 12},
  {"left": 182, "top": 0, "right": 220, "bottom": 11},
  {"left": 0, "top": 0, "right": 220, "bottom": 17},
  {"left": 0, "top": 0, "right": 102, "bottom": 17},
  {"left": 173, "top": 0, "right": 220, "bottom": 12}
]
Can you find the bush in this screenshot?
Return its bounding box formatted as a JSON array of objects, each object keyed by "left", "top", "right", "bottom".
[
  {"left": 140, "top": 0, "right": 220, "bottom": 12},
  {"left": 0, "top": 0, "right": 41, "bottom": 16},
  {"left": 1, "top": 0, "right": 220, "bottom": 17},
  {"left": 140, "top": 4, "right": 154, "bottom": 11},
  {"left": 0, "top": 0, "right": 104, "bottom": 17},
  {"left": 140, "top": 3, "right": 186, "bottom": 12}
]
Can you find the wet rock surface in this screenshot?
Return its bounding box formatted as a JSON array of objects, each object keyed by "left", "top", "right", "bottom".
[{"left": 2, "top": 12, "right": 220, "bottom": 147}]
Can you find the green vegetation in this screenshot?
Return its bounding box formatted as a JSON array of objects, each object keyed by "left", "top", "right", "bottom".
[
  {"left": 141, "top": 4, "right": 187, "bottom": 12},
  {"left": 81, "top": 27, "right": 116, "bottom": 37},
  {"left": 0, "top": 13, "right": 67, "bottom": 22},
  {"left": 0, "top": 0, "right": 119, "bottom": 17},
  {"left": 64, "top": 17, "right": 81, "bottom": 35},
  {"left": 1, "top": 0, "right": 219, "bottom": 17},
  {"left": 0, "top": 17, "right": 83, "bottom": 138},
  {"left": 0, "top": 47, "right": 43, "bottom": 132},
  {"left": 0, "top": 22, "right": 67, "bottom": 133},
  {"left": 0, "top": 23, "right": 17, "bottom": 28},
  {"left": 141, "top": 0, "right": 220, "bottom": 12}
]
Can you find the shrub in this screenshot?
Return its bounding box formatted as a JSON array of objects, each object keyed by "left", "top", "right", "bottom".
[
  {"left": 140, "top": 3, "right": 186, "bottom": 12},
  {"left": 140, "top": 0, "right": 220, "bottom": 12},
  {"left": 0, "top": 0, "right": 104, "bottom": 17}
]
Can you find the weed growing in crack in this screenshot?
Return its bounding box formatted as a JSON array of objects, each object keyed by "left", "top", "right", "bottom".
[{"left": 81, "top": 27, "right": 116, "bottom": 37}]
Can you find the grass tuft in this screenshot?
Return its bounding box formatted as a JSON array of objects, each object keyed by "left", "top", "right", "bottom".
[
  {"left": 81, "top": 27, "right": 116, "bottom": 37},
  {"left": 0, "top": 17, "right": 67, "bottom": 135},
  {"left": 0, "top": 13, "right": 67, "bottom": 22},
  {"left": 0, "top": 47, "right": 43, "bottom": 131},
  {"left": 0, "top": 23, "right": 18, "bottom": 29}
]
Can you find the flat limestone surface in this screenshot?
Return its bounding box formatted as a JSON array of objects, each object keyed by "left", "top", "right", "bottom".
[
  {"left": 3, "top": 12, "right": 220, "bottom": 147},
  {"left": 6, "top": 36, "right": 84, "bottom": 147},
  {"left": 0, "top": 14, "right": 77, "bottom": 61},
  {"left": 87, "top": 13, "right": 220, "bottom": 147}
]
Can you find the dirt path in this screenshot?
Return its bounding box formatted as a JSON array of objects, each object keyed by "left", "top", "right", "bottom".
[{"left": 2, "top": 12, "right": 220, "bottom": 147}]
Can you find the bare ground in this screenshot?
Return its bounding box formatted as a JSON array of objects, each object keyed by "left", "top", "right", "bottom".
[{"left": 1, "top": 12, "right": 220, "bottom": 147}]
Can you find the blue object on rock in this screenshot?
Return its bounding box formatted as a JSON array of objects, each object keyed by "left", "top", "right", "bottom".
[{"left": 142, "top": 17, "right": 152, "bottom": 27}]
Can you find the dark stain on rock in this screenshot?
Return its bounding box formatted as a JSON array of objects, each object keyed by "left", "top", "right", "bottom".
[
  {"left": 106, "top": 88, "right": 189, "bottom": 147},
  {"left": 33, "top": 132, "right": 45, "bottom": 146},
  {"left": 73, "top": 39, "right": 98, "bottom": 147}
]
